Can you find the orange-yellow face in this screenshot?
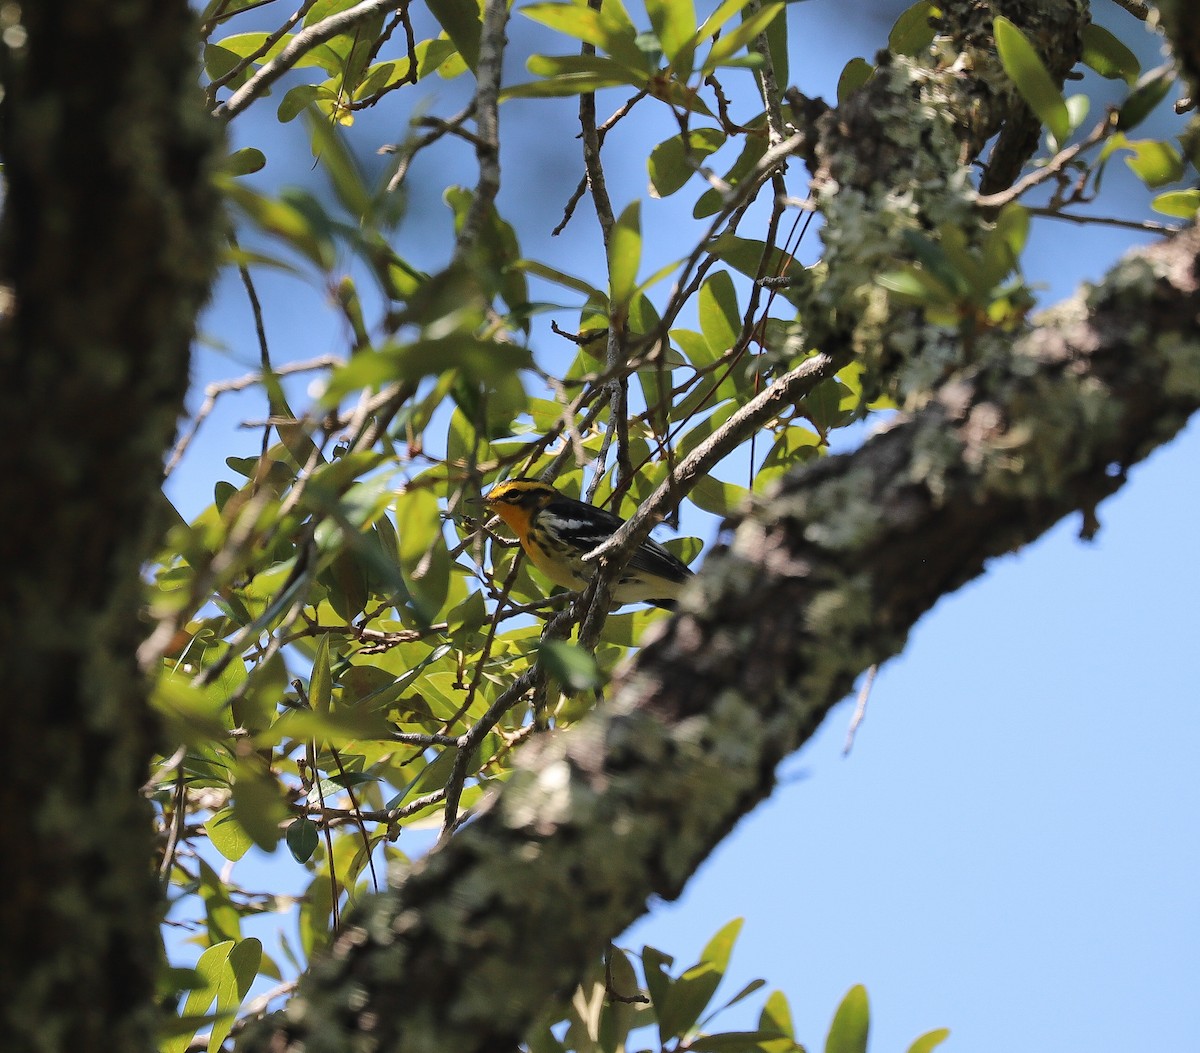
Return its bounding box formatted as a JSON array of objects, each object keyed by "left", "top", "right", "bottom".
[{"left": 481, "top": 480, "right": 556, "bottom": 537}]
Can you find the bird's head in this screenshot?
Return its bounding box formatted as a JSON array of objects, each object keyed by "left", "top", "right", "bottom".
[{"left": 482, "top": 479, "right": 558, "bottom": 512}]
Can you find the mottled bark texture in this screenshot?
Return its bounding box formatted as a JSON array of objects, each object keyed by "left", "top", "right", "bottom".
[
  {"left": 251, "top": 5, "right": 1200, "bottom": 1053},
  {"left": 0, "top": 2, "right": 219, "bottom": 1050}
]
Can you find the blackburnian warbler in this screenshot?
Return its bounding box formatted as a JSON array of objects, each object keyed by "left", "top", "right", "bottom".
[{"left": 481, "top": 480, "right": 694, "bottom": 609}]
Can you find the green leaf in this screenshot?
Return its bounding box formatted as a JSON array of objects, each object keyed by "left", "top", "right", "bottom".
[
  {"left": 700, "top": 916, "right": 744, "bottom": 971},
  {"left": 690, "top": 476, "right": 749, "bottom": 516},
  {"left": 825, "top": 985, "right": 869, "bottom": 1053},
  {"left": 502, "top": 70, "right": 638, "bottom": 98},
  {"left": 704, "top": 2, "right": 783, "bottom": 69},
  {"left": 199, "top": 0, "right": 269, "bottom": 25},
  {"left": 646, "top": 0, "right": 696, "bottom": 70},
  {"left": 877, "top": 266, "right": 958, "bottom": 307},
  {"left": 889, "top": 1, "right": 935, "bottom": 55},
  {"left": 277, "top": 83, "right": 324, "bottom": 123},
  {"left": 221, "top": 147, "right": 266, "bottom": 176},
  {"left": 1151, "top": 188, "right": 1200, "bottom": 219},
  {"left": 163, "top": 942, "right": 234, "bottom": 1053},
  {"left": 641, "top": 944, "right": 675, "bottom": 1011},
  {"left": 310, "top": 632, "right": 333, "bottom": 713},
  {"left": 195, "top": 858, "right": 242, "bottom": 945},
  {"left": 906, "top": 1027, "right": 951, "bottom": 1053},
  {"left": 539, "top": 640, "right": 603, "bottom": 691},
  {"left": 286, "top": 817, "right": 321, "bottom": 862},
  {"left": 396, "top": 487, "right": 450, "bottom": 620},
  {"left": 993, "top": 15, "right": 1070, "bottom": 146},
  {"left": 802, "top": 378, "right": 850, "bottom": 433},
  {"left": 211, "top": 31, "right": 335, "bottom": 71},
  {"left": 758, "top": 989, "right": 795, "bottom": 1038},
  {"left": 231, "top": 760, "right": 289, "bottom": 852},
  {"left": 1081, "top": 23, "right": 1140, "bottom": 84},
  {"left": 709, "top": 233, "right": 803, "bottom": 285},
  {"left": 306, "top": 108, "right": 372, "bottom": 219},
  {"left": 209, "top": 938, "right": 261, "bottom": 1052},
  {"left": 515, "top": 258, "right": 603, "bottom": 299},
  {"left": 206, "top": 806, "right": 253, "bottom": 862},
  {"left": 327, "top": 336, "right": 532, "bottom": 400},
  {"left": 710, "top": 977, "right": 768, "bottom": 1018},
  {"left": 698, "top": 270, "right": 741, "bottom": 354},
  {"left": 648, "top": 127, "right": 726, "bottom": 198},
  {"left": 220, "top": 181, "right": 336, "bottom": 269},
  {"left": 1121, "top": 138, "right": 1184, "bottom": 189},
  {"left": 526, "top": 51, "right": 644, "bottom": 83},
  {"left": 521, "top": 2, "right": 644, "bottom": 72},
  {"left": 836, "top": 57, "right": 873, "bottom": 105},
  {"left": 694, "top": 0, "right": 755, "bottom": 45},
  {"left": 608, "top": 200, "right": 642, "bottom": 310},
  {"left": 1064, "top": 92, "right": 1089, "bottom": 135},
  {"left": 978, "top": 202, "right": 1029, "bottom": 291},
  {"left": 693, "top": 132, "right": 767, "bottom": 218},
  {"left": 426, "top": 0, "right": 481, "bottom": 71},
  {"left": 1117, "top": 63, "right": 1175, "bottom": 132}
]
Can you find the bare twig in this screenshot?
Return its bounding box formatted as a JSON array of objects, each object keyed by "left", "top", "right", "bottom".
[
  {"left": 843, "top": 663, "right": 878, "bottom": 755},
  {"left": 1022, "top": 207, "right": 1180, "bottom": 232},
  {"left": 164, "top": 355, "right": 341, "bottom": 478}
]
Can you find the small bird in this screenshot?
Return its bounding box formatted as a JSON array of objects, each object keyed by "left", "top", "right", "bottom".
[{"left": 480, "top": 479, "right": 694, "bottom": 609}]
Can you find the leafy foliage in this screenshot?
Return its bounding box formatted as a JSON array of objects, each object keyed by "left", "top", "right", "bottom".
[{"left": 145, "top": 0, "right": 1194, "bottom": 1047}]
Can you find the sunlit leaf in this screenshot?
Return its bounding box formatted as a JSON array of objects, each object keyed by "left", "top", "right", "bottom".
[
  {"left": 703, "top": 1, "right": 783, "bottom": 70},
  {"left": 825, "top": 985, "right": 869, "bottom": 1053},
  {"left": 648, "top": 127, "right": 725, "bottom": 198},
  {"left": 206, "top": 807, "right": 253, "bottom": 862},
  {"left": 1151, "top": 188, "right": 1200, "bottom": 218},
  {"left": 646, "top": 0, "right": 696, "bottom": 69},
  {"left": 1081, "top": 23, "right": 1140, "bottom": 84},
  {"left": 906, "top": 1027, "right": 951, "bottom": 1053},
  {"left": 608, "top": 200, "right": 642, "bottom": 310}
]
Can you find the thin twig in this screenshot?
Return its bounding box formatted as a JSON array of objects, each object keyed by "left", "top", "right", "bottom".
[
  {"left": 843, "top": 663, "right": 878, "bottom": 754},
  {"left": 1022, "top": 207, "right": 1180, "bottom": 232},
  {"left": 163, "top": 355, "right": 341, "bottom": 478},
  {"left": 158, "top": 761, "right": 189, "bottom": 887}
]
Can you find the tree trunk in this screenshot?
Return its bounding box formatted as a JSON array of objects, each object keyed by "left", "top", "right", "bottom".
[{"left": 0, "top": 2, "right": 219, "bottom": 1049}]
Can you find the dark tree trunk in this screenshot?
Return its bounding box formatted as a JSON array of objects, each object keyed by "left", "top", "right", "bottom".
[{"left": 0, "top": 2, "right": 219, "bottom": 1049}]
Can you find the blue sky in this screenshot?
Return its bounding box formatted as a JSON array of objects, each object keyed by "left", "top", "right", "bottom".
[{"left": 174, "top": 2, "right": 1199, "bottom": 1049}]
